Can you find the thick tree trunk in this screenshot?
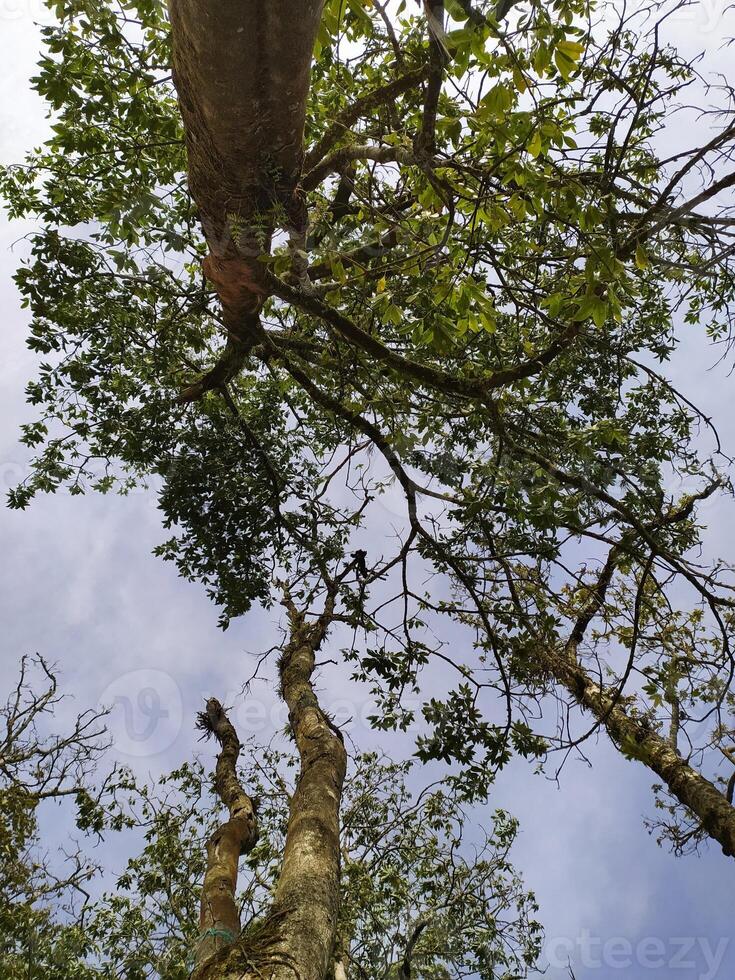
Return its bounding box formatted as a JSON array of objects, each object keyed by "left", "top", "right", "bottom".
[
  {"left": 192, "top": 598, "right": 345, "bottom": 980},
  {"left": 168, "top": 0, "right": 323, "bottom": 322},
  {"left": 270, "top": 599, "right": 347, "bottom": 980}
]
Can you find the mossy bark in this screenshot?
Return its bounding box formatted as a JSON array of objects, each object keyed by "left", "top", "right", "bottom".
[
  {"left": 546, "top": 645, "right": 735, "bottom": 858},
  {"left": 193, "top": 699, "right": 258, "bottom": 974},
  {"left": 192, "top": 598, "right": 346, "bottom": 980}
]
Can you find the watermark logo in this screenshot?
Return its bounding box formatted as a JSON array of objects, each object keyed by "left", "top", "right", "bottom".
[
  {"left": 670, "top": 0, "right": 732, "bottom": 34},
  {"left": 99, "top": 668, "right": 183, "bottom": 757},
  {"left": 223, "top": 689, "right": 423, "bottom": 737},
  {"left": 544, "top": 930, "right": 730, "bottom": 979}
]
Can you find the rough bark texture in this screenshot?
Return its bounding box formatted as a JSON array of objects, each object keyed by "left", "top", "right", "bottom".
[
  {"left": 270, "top": 597, "right": 347, "bottom": 980},
  {"left": 168, "top": 0, "right": 324, "bottom": 322},
  {"left": 192, "top": 600, "right": 345, "bottom": 980},
  {"left": 194, "top": 699, "right": 259, "bottom": 974},
  {"left": 546, "top": 645, "right": 735, "bottom": 858}
]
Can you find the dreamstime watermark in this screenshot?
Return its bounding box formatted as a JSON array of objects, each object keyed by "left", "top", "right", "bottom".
[
  {"left": 99, "top": 668, "right": 183, "bottom": 757},
  {"left": 544, "top": 930, "right": 730, "bottom": 979}
]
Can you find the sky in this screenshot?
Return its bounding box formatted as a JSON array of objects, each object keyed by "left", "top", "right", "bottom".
[{"left": 1, "top": 3, "right": 734, "bottom": 979}]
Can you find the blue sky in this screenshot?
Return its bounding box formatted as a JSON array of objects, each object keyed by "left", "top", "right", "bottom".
[{"left": 1, "top": 4, "right": 734, "bottom": 978}]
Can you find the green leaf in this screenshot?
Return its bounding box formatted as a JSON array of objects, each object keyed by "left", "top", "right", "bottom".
[
  {"left": 635, "top": 243, "right": 650, "bottom": 270},
  {"left": 526, "top": 130, "right": 542, "bottom": 159}
]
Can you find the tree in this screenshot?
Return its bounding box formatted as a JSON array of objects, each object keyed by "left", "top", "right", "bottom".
[
  {"left": 0, "top": 655, "right": 115, "bottom": 978},
  {"left": 3, "top": 0, "right": 735, "bottom": 968},
  {"left": 0, "top": 654, "right": 541, "bottom": 980}
]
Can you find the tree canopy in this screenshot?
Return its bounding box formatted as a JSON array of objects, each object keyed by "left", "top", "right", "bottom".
[{"left": 3, "top": 1, "right": 735, "bottom": 973}]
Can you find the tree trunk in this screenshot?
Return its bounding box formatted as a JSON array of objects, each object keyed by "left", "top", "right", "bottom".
[
  {"left": 168, "top": 0, "right": 323, "bottom": 322},
  {"left": 269, "top": 599, "right": 348, "bottom": 980},
  {"left": 193, "top": 699, "right": 259, "bottom": 972},
  {"left": 192, "top": 596, "right": 346, "bottom": 980}
]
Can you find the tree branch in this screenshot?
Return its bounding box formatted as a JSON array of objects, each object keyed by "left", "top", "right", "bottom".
[
  {"left": 304, "top": 67, "right": 431, "bottom": 173},
  {"left": 193, "top": 699, "right": 258, "bottom": 973}
]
